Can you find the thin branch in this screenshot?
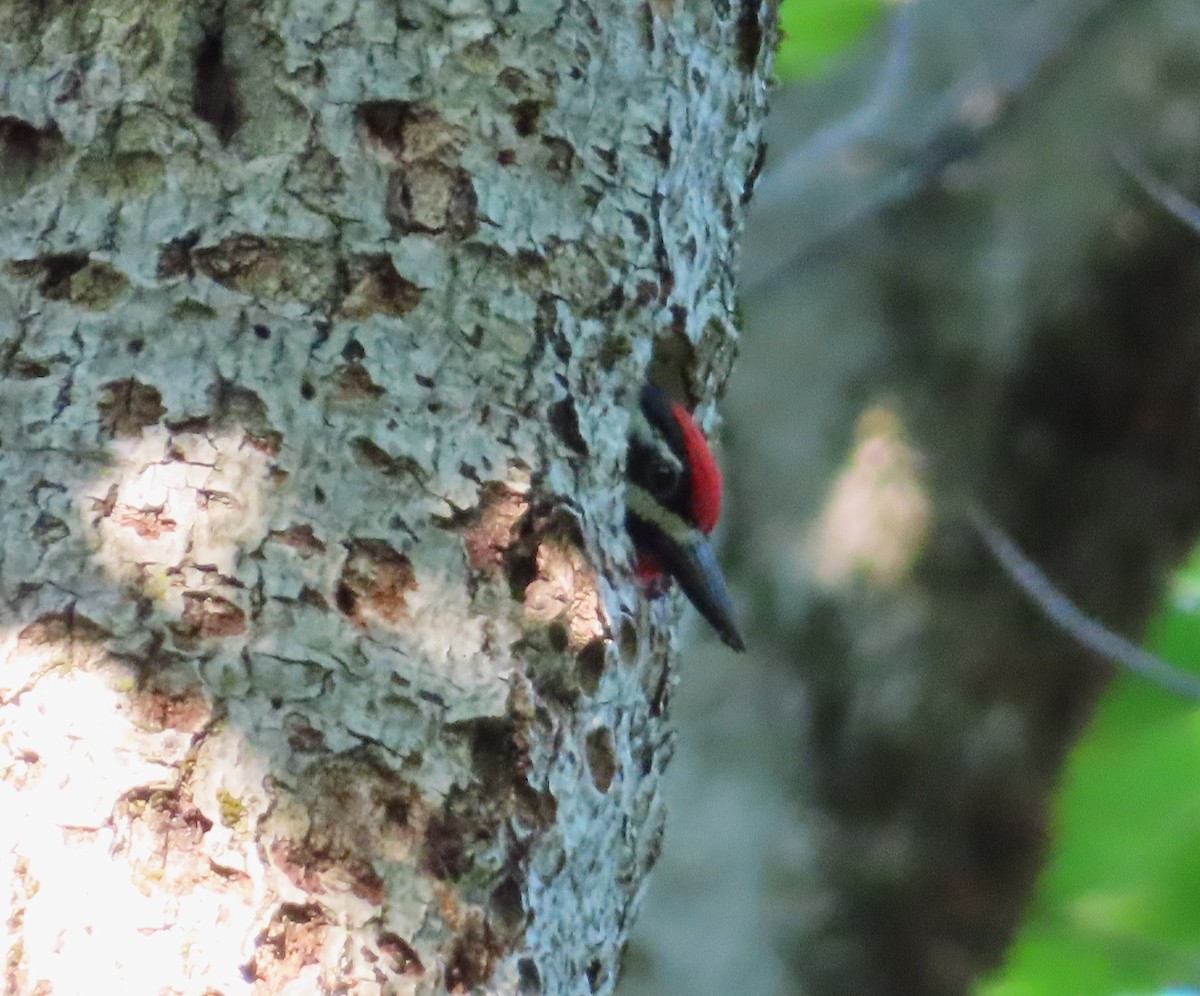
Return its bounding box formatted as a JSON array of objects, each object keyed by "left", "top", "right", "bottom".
[
  {"left": 970, "top": 506, "right": 1200, "bottom": 700},
  {"left": 752, "top": 1, "right": 917, "bottom": 215},
  {"left": 1113, "top": 150, "right": 1200, "bottom": 237},
  {"left": 744, "top": 0, "right": 1122, "bottom": 290}
]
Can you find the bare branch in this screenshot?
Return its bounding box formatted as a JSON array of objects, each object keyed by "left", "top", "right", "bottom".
[
  {"left": 971, "top": 506, "right": 1200, "bottom": 700},
  {"left": 1114, "top": 149, "right": 1200, "bottom": 237},
  {"left": 744, "top": 0, "right": 1122, "bottom": 290}
]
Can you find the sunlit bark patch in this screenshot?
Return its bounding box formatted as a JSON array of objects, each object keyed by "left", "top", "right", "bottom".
[
  {"left": 454, "top": 483, "right": 530, "bottom": 577},
  {"left": 523, "top": 538, "right": 605, "bottom": 650},
  {"left": 243, "top": 902, "right": 334, "bottom": 993},
  {"left": 444, "top": 907, "right": 504, "bottom": 993},
  {"left": 111, "top": 786, "right": 219, "bottom": 895},
  {"left": 85, "top": 430, "right": 273, "bottom": 590},
  {"left": 125, "top": 660, "right": 213, "bottom": 734},
  {"left": 3, "top": 610, "right": 110, "bottom": 703},
  {"left": 0, "top": 644, "right": 269, "bottom": 992},
  {"left": 179, "top": 591, "right": 248, "bottom": 639}
]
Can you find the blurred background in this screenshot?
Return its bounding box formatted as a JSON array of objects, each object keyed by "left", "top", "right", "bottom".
[{"left": 618, "top": 1, "right": 1200, "bottom": 994}]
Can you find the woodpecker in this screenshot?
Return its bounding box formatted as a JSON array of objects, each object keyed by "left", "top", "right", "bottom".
[{"left": 626, "top": 383, "right": 745, "bottom": 651}]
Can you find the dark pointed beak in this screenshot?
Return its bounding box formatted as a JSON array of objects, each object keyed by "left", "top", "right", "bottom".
[{"left": 656, "top": 527, "right": 745, "bottom": 652}]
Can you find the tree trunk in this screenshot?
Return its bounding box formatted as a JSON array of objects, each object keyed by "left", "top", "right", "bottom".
[{"left": 0, "top": 2, "right": 773, "bottom": 993}]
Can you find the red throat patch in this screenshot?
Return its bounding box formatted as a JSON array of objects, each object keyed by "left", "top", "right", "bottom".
[{"left": 670, "top": 402, "right": 722, "bottom": 535}]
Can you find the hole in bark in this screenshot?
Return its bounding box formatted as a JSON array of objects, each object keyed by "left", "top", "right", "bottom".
[
  {"left": 341, "top": 254, "right": 423, "bottom": 317},
  {"left": 254, "top": 324, "right": 271, "bottom": 340},
  {"left": 385, "top": 162, "right": 478, "bottom": 238},
  {"left": 0, "top": 116, "right": 65, "bottom": 195},
  {"left": 576, "top": 638, "right": 606, "bottom": 695},
  {"left": 649, "top": 660, "right": 670, "bottom": 718},
  {"left": 585, "top": 728, "right": 618, "bottom": 793},
  {"left": 736, "top": 0, "right": 764, "bottom": 72},
  {"left": 638, "top": 740, "right": 655, "bottom": 776},
  {"left": 0, "top": 116, "right": 46, "bottom": 162},
  {"left": 548, "top": 396, "right": 588, "bottom": 455},
  {"left": 32, "top": 513, "right": 68, "bottom": 545},
  {"left": 670, "top": 303, "right": 688, "bottom": 336},
  {"left": 586, "top": 959, "right": 605, "bottom": 992},
  {"left": 742, "top": 136, "right": 767, "bottom": 204},
  {"left": 192, "top": 31, "right": 242, "bottom": 144},
  {"left": 245, "top": 902, "right": 331, "bottom": 989},
  {"left": 647, "top": 326, "right": 699, "bottom": 407},
  {"left": 444, "top": 910, "right": 502, "bottom": 991},
  {"left": 22, "top": 252, "right": 87, "bottom": 300},
  {"left": 357, "top": 100, "right": 448, "bottom": 160},
  {"left": 334, "top": 581, "right": 356, "bottom": 616},
  {"left": 618, "top": 619, "right": 639, "bottom": 662},
  {"left": 357, "top": 100, "right": 416, "bottom": 157},
  {"left": 503, "top": 536, "right": 539, "bottom": 602},
  {"left": 489, "top": 875, "right": 525, "bottom": 936},
  {"left": 157, "top": 231, "right": 199, "bottom": 278},
  {"left": 542, "top": 135, "right": 576, "bottom": 176},
  {"left": 510, "top": 100, "right": 542, "bottom": 137},
  {"left": 377, "top": 931, "right": 424, "bottom": 976},
  {"left": 468, "top": 716, "right": 520, "bottom": 792},
  {"left": 335, "top": 539, "right": 418, "bottom": 625},
  {"left": 98, "top": 379, "right": 166, "bottom": 437},
  {"left": 517, "top": 958, "right": 542, "bottom": 995},
  {"left": 647, "top": 124, "right": 671, "bottom": 168},
  {"left": 422, "top": 811, "right": 469, "bottom": 880}
]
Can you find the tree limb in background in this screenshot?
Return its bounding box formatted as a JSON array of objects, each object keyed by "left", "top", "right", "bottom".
[
  {"left": 971, "top": 507, "right": 1200, "bottom": 700},
  {"left": 744, "top": 0, "right": 1122, "bottom": 289},
  {"left": 1115, "top": 149, "right": 1200, "bottom": 236}
]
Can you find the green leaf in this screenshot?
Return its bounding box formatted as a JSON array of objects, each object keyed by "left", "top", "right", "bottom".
[
  {"left": 980, "top": 546, "right": 1200, "bottom": 995},
  {"left": 776, "top": 0, "right": 890, "bottom": 80}
]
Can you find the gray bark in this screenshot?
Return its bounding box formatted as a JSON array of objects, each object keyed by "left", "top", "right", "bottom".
[{"left": 0, "top": 2, "right": 773, "bottom": 993}]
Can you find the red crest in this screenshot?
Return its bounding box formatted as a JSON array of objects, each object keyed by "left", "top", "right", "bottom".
[{"left": 670, "top": 403, "right": 722, "bottom": 535}]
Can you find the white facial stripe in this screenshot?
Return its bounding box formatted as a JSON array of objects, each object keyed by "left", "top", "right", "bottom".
[
  {"left": 629, "top": 408, "right": 684, "bottom": 476},
  {"left": 627, "top": 483, "right": 692, "bottom": 540},
  {"left": 630, "top": 406, "right": 654, "bottom": 444}
]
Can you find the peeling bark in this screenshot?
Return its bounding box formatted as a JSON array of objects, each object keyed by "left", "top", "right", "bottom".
[{"left": 0, "top": 2, "right": 773, "bottom": 994}]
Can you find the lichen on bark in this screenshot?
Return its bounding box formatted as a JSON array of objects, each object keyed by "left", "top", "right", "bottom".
[{"left": 0, "top": 1, "right": 774, "bottom": 993}]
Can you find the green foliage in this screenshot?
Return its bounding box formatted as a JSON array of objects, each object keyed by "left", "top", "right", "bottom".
[
  {"left": 775, "top": 0, "right": 889, "bottom": 80},
  {"left": 981, "top": 548, "right": 1200, "bottom": 996}
]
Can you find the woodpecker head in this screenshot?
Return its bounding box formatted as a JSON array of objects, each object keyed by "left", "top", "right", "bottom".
[{"left": 626, "top": 383, "right": 745, "bottom": 651}]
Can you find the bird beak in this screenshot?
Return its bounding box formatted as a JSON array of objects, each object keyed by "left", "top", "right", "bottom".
[{"left": 655, "top": 527, "right": 745, "bottom": 652}]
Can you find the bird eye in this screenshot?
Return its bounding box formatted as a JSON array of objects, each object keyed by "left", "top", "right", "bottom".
[{"left": 649, "top": 459, "right": 679, "bottom": 498}]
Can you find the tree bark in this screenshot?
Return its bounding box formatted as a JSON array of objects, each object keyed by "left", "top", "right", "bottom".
[{"left": 0, "top": 2, "right": 774, "bottom": 993}]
